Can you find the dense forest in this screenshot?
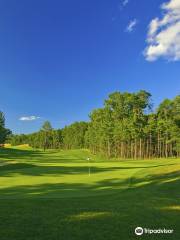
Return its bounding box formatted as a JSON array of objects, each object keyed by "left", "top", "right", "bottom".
[{"left": 2, "top": 90, "right": 180, "bottom": 159}]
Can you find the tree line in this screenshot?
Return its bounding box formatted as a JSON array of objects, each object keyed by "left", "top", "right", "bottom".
[
  {"left": 8, "top": 121, "right": 88, "bottom": 151},
  {"left": 4, "top": 90, "right": 180, "bottom": 158},
  {"left": 85, "top": 91, "right": 180, "bottom": 158}
]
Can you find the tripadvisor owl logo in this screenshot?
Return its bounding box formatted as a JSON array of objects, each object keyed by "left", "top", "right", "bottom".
[
  {"left": 135, "top": 227, "right": 174, "bottom": 235},
  {"left": 135, "top": 227, "right": 144, "bottom": 236}
]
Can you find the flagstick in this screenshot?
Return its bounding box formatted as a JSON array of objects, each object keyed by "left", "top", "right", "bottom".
[
  {"left": 87, "top": 157, "right": 91, "bottom": 177},
  {"left": 88, "top": 162, "right": 91, "bottom": 176}
]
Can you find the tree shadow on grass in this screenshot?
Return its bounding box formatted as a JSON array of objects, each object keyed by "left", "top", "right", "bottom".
[
  {"left": 0, "top": 170, "right": 180, "bottom": 240},
  {"left": 0, "top": 163, "right": 36, "bottom": 172},
  {"left": 0, "top": 148, "right": 99, "bottom": 164},
  {"left": 0, "top": 148, "right": 180, "bottom": 239},
  {"left": 0, "top": 164, "right": 122, "bottom": 176},
  {"left": 0, "top": 169, "right": 180, "bottom": 199},
  {"left": 0, "top": 148, "right": 44, "bottom": 160},
  {"left": 0, "top": 161, "right": 177, "bottom": 177}
]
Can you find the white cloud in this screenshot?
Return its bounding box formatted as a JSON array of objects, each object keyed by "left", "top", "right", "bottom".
[
  {"left": 145, "top": 0, "right": 180, "bottom": 61},
  {"left": 19, "top": 116, "right": 40, "bottom": 121},
  {"left": 126, "top": 19, "right": 138, "bottom": 32},
  {"left": 122, "top": 0, "right": 129, "bottom": 7}
]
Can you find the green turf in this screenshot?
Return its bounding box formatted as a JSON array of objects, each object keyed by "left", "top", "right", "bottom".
[{"left": 0, "top": 147, "right": 180, "bottom": 239}]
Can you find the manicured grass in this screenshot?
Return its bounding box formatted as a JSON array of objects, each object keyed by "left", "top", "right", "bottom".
[{"left": 0, "top": 147, "right": 180, "bottom": 239}]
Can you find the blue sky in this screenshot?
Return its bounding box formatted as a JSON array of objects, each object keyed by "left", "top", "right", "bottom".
[{"left": 0, "top": 0, "right": 180, "bottom": 134}]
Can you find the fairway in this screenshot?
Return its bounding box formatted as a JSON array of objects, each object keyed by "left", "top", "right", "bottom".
[
  {"left": 0, "top": 147, "right": 180, "bottom": 240},
  {"left": 0, "top": 147, "right": 160, "bottom": 199}
]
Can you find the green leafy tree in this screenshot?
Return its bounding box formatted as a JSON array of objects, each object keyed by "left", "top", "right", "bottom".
[
  {"left": 41, "top": 121, "right": 53, "bottom": 151},
  {"left": 0, "top": 111, "right": 11, "bottom": 145}
]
